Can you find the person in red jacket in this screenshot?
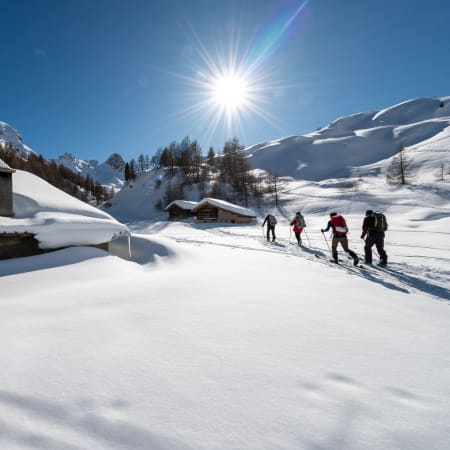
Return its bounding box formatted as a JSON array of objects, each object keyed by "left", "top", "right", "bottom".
[
  {"left": 321, "top": 212, "right": 359, "bottom": 265},
  {"left": 290, "top": 211, "right": 306, "bottom": 246}
]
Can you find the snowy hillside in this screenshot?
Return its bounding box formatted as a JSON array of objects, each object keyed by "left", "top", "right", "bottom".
[
  {"left": 53, "top": 152, "right": 125, "bottom": 191},
  {"left": 101, "top": 168, "right": 202, "bottom": 221},
  {"left": 245, "top": 97, "right": 450, "bottom": 180},
  {"left": 1, "top": 96, "right": 450, "bottom": 449},
  {"left": 101, "top": 96, "right": 450, "bottom": 222}
]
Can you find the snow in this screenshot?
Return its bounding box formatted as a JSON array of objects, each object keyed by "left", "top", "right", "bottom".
[
  {"left": 52, "top": 152, "right": 125, "bottom": 191},
  {"left": 1, "top": 96, "right": 450, "bottom": 449},
  {"left": 0, "top": 158, "right": 14, "bottom": 171},
  {"left": 165, "top": 199, "right": 198, "bottom": 211},
  {"left": 244, "top": 96, "right": 450, "bottom": 180},
  {"left": 0, "top": 121, "right": 32, "bottom": 157},
  {"left": 0, "top": 170, "right": 129, "bottom": 249},
  {"left": 192, "top": 197, "right": 256, "bottom": 217},
  {"left": 1, "top": 216, "right": 449, "bottom": 449}
]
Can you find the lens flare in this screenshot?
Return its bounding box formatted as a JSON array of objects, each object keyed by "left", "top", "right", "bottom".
[
  {"left": 211, "top": 73, "right": 249, "bottom": 110},
  {"left": 163, "top": 1, "right": 310, "bottom": 148}
]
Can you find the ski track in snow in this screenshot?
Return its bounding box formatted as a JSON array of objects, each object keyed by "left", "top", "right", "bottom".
[{"left": 160, "top": 225, "right": 450, "bottom": 302}]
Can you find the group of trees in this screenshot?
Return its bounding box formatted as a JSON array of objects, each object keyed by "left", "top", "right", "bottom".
[
  {"left": 0, "top": 143, "right": 113, "bottom": 205},
  {"left": 143, "top": 136, "right": 282, "bottom": 208},
  {"left": 386, "top": 144, "right": 450, "bottom": 184}
]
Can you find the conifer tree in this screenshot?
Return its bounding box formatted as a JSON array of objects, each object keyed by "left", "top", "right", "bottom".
[{"left": 386, "top": 144, "right": 415, "bottom": 185}]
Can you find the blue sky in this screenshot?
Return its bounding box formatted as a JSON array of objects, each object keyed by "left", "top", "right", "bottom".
[{"left": 1, "top": 0, "right": 449, "bottom": 162}]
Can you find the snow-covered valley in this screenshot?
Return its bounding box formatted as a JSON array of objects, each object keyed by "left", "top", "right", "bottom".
[{"left": 1, "top": 195, "right": 449, "bottom": 449}]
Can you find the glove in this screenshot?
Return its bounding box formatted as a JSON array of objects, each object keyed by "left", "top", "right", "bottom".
[
  {"left": 320, "top": 229, "right": 324, "bottom": 233},
  {"left": 360, "top": 234, "right": 365, "bottom": 239}
]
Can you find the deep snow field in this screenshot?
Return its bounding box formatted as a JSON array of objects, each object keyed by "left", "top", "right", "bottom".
[
  {"left": 1, "top": 96, "right": 450, "bottom": 449},
  {"left": 1, "top": 177, "right": 449, "bottom": 450}
]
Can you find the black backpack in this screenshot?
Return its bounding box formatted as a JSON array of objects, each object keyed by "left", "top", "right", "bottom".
[
  {"left": 371, "top": 212, "right": 388, "bottom": 231},
  {"left": 268, "top": 215, "right": 277, "bottom": 226}
]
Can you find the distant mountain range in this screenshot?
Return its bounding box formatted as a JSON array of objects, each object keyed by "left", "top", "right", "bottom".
[
  {"left": 2, "top": 96, "right": 449, "bottom": 204},
  {"left": 0, "top": 121, "right": 125, "bottom": 191},
  {"left": 52, "top": 152, "right": 125, "bottom": 190}
]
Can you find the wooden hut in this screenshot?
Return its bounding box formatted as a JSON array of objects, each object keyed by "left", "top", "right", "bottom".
[
  {"left": 165, "top": 200, "right": 198, "bottom": 221},
  {"left": 192, "top": 198, "right": 256, "bottom": 224},
  {"left": 0, "top": 160, "right": 15, "bottom": 217}
]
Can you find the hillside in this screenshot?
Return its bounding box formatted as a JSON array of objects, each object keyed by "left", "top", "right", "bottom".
[
  {"left": 102, "top": 97, "right": 450, "bottom": 222},
  {"left": 244, "top": 97, "right": 450, "bottom": 181}
]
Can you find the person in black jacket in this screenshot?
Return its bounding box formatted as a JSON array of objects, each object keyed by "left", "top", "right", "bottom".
[
  {"left": 262, "top": 214, "right": 277, "bottom": 242},
  {"left": 361, "top": 210, "right": 388, "bottom": 266}
]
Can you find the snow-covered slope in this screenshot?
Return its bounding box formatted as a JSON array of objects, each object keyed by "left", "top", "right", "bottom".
[
  {"left": 1, "top": 215, "right": 449, "bottom": 449},
  {"left": 0, "top": 170, "right": 129, "bottom": 249},
  {"left": 102, "top": 97, "right": 450, "bottom": 223},
  {"left": 53, "top": 152, "right": 125, "bottom": 191},
  {"left": 102, "top": 169, "right": 200, "bottom": 221},
  {"left": 245, "top": 97, "right": 450, "bottom": 180}
]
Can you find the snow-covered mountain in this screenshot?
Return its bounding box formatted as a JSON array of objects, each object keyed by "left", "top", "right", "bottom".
[
  {"left": 0, "top": 121, "right": 35, "bottom": 158},
  {"left": 104, "top": 96, "right": 450, "bottom": 221},
  {"left": 0, "top": 120, "right": 125, "bottom": 190},
  {"left": 244, "top": 96, "right": 450, "bottom": 180},
  {"left": 53, "top": 152, "right": 125, "bottom": 191}
]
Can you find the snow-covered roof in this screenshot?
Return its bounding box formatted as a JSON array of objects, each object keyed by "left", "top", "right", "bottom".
[
  {"left": 192, "top": 198, "right": 256, "bottom": 217},
  {"left": 165, "top": 200, "right": 198, "bottom": 211},
  {"left": 0, "top": 158, "right": 14, "bottom": 173},
  {"left": 0, "top": 170, "right": 129, "bottom": 249}
]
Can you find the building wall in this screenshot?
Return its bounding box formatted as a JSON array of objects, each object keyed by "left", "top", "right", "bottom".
[
  {"left": 194, "top": 205, "right": 253, "bottom": 224},
  {"left": 0, "top": 233, "right": 41, "bottom": 259},
  {"left": 167, "top": 205, "right": 192, "bottom": 221},
  {"left": 0, "top": 233, "right": 111, "bottom": 260},
  {"left": 0, "top": 172, "right": 14, "bottom": 217},
  {"left": 218, "top": 209, "right": 253, "bottom": 224}
]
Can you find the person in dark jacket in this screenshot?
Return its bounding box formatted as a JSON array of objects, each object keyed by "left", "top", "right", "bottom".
[
  {"left": 321, "top": 212, "right": 359, "bottom": 265},
  {"left": 262, "top": 214, "right": 277, "bottom": 242},
  {"left": 361, "top": 210, "right": 388, "bottom": 266}
]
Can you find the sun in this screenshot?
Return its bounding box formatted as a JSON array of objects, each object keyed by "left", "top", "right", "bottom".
[{"left": 211, "top": 73, "right": 249, "bottom": 110}]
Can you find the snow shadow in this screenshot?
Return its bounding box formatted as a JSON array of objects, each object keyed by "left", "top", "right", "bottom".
[
  {"left": 0, "top": 390, "right": 193, "bottom": 450},
  {"left": 301, "top": 246, "right": 410, "bottom": 294},
  {"left": 110, "top": 234, "right": 176, "bottom": 265},
  {"left": 0, "top": 247, "right": 108, "bottom": 278},
  {"left": 376, "top": 266, "right": 450, "bottom": 301}
]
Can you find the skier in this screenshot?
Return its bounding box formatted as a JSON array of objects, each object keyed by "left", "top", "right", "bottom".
[
  {"left": 262, "top": 214, "right": 277, "bottom": 242},
  {"left": 290, "top": 211, "right": 306, "bottom": 246},
  {"left": 361, "top": 210, "right": 388, "bottom": 266},
  {"left": 321, "top": 212, "right": 359, "bottom": 266}
]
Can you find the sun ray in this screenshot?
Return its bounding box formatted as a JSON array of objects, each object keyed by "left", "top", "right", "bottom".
[{"left": 158, "top": 2, "right": 311, "bottom": 149}]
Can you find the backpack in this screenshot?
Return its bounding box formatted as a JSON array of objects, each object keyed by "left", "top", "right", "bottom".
[
  {"left": 295, "top": 214, "right": 306, "bottom": 228},
  {"left": 331, "top": 214, "right": 348, "bottom": 234},
  {"left": 371, "top": 212, "right": 388, "bottom": 232},
  {"left": 268, "top": 215, "right": 277, "bottom": 226}
]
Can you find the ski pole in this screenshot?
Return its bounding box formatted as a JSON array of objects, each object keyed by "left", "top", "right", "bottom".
[
  {"left": 289, "top": 227, "right": 292, "bottom": 244},
  {"left": 321, "top": 230, "right": 331, "bottom": 253},
  {"left": 303, "top": 229, "right": 311, "bottom": 247}
]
